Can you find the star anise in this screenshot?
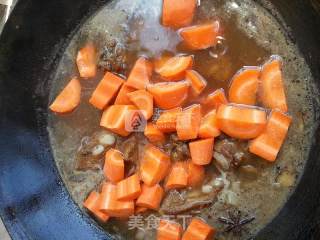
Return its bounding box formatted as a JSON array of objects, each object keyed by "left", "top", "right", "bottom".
[{"left": 218, "top": 210, "right": 255, "bottom": 236}]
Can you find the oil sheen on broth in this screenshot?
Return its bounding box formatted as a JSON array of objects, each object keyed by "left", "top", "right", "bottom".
[{"left": 48, "top": 0, "right": 318, "bottom": 239}]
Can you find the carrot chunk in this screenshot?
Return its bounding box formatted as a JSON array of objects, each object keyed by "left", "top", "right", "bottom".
[
  {"left": 127, "top": 90, "right": 154, "bottom": 120},
  {"left": 135, "top": 207, "right": 148, "bottom": 214},
  {"left": 198, "top": 109, "right": 221, "bottom": 138},
  {"left": 189, "top": 138, "right": 214, "bottom": 165},
  {"left": 180, "top": 21, "right": 221, "bottom": 50},
  {"left": 203, "top": 88, "right": 228, "bottom": 109},
  {"left": 217, "top": 104, "right": 267, "bottom": 139},
  {"left": 249, "top": 110, "right": 292, "bottom": 161},
  {"left": 76, "top": 43, "right": 97, "bottom": 78},
  {"left": 114, "top": 83, "right": 137, "bottom": 105},
  {"left": 49, "top": 77, "right": 81, "bottom": 114},
  {"left": 103, "top": 148, "right": 125, "bottom": 183},
  {"left": 126, "top": 57, "right": 153, "bottom": 89},
  {"left": 140, "top": 144, "right": 171, "bottom": 186},
  {"left": 182, "top": 218, "right": 215, "bottom": 240},
  {"left": 162, "top": 0, "right": 196, "bottom": 28},
  {"left": 136, "top": 184, "right": 164, "bottom": 210},
  {"left": 144, "top": 123, "right": 166, "bottom": 144},
  {"left": 156, "top": 107, "right": 182, "bottom": 133},
  {"left": 83, "top": 191, "right": 110, "bottom": 222},
  {"left": 165, "top": 162, "right": 188, "bottom": 190},
  {"left": 99, "top": 182, "right": 134, "bottom": 218},
  {"left": 147, "top": 81, "right": 190, "bottom": 110},
  {"left": 259, "top": 56, "right": 288, "bottom": 112},
  {"left": 116, "top": 174, "right": 141, "bottom": 201},
  {"left": 176, "top": 104, "right": 201, "bottom": 140},
  {"left": 154, "top": 54, "right": 173, "bottom": 73},
  {"left": 186, "top": 70, "right": 207, "bottom": 96},
  {"left": 229, "top": 67, "right": 260, "bottom": 105},
  {"left": 156, "top": 55, "right": 193, "bottom": 81},
  {"left": 157, "top": 219, "right": 183, "bottom": 240},
  {"left": 187, "top": 161, "right": 205, "bottom": 187},
  {"left": 100, "top": 105, "right": 137, "bottom": 136},
  {"left": 89, "top": 72, "right": 125, "bottom": 110}
]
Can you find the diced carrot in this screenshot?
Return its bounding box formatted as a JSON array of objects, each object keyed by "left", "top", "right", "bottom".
[
  {"left": 76, "top": 43, "right": 97, "bottom": 78},
  {"left": 216, "top": 104, "right": 267, "bottom": 139},
  {"left": 103, "top": 148, "right": 125, "bottom": 183},
  {"left": 156, "top": 107, "right": 182, "bottom": 133},
  {"left": 127, "top": 90, "right": 154, "bottom": 120},
  {"left": 186, "top": 70, "right": 207, "bottom": 96},
  {"left": 140, "top": 144, "right": 171, "bottom": 186},
  {"left": 136, "top": 184, "right": 164, "bottom": 210},
  {"left": 259, "top": 56, "right": 288, "bottom": 112},
  {"left": 100, "top": 105, "right": 137, "bottom": 136},
  {"left": 165, "top": 162, "right": 188, "bottom": 190},
  {"left": 198, "top": 109, "right": 221, "bottom": 138},
  {"left": 126, "top": 57, "right": 153, "bottom": 89},
  {"left": 249, "top": 110, "right": 292, "bottom": 161},
  {"left": 157, "top": 219, "right": 183, "bottom": 240},
  {"left": 229, "top": 67, "right": 260, "bottom": 105},
  {"left": 135, "top": 207, "right": 148, "bottom": 214},
  {"left": 162, "top": 0, "right": 196, "bottom": 28},
  {"left": 182, "top": 218, "right": 215, "bottom": 240},
  {"left": 176, "top": 104, "right": 201, "bottom": 140},
  {"left": 180, "top": 21, "right": 221, "bottom": 50},
  {"left": 114, "top": 83, "right": 136, "bottom": 105},
  {"left": 203, "top": 88, "right": 228, "bottom": 109},
  {"left": 89, "top": 72, "right": 125, "bottom": 110},
  {"left": 144, "top": 123, "right": 166, "bottom": 144},
  {"left": 99, "top": 182, "right": 134, "bottom": 218},
  {"left": 83, "top": 191, "right": 110, "bottom": 222},
  {"left": 154, "top": 54, "right": 173, "bottom": 73},
  {"left": 189, "top": 138, "right": 214, "bottom": 165},
  {"left": 156, "top": 55, "right": 193, "bottom": 81},
  {"left": 49, "top": 77, "right": 81, "bottom": 114},
  {"left": 116, "top": 174, "right": 141, "bottom": 201},
  {"left": 187, "top": 161, "right": 205, "bottom": 187},
  {"left": 147, "top": 81, "right": 190, "bottom": 110}
]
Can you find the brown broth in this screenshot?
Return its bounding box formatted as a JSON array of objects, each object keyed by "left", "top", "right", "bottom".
[{"left": 48, "top": 0, "right": 318, "bottom": 239}]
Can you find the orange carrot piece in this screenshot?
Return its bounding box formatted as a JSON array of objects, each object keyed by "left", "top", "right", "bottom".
[
  {"left": 259, "top": 56, "right": 288, "bottom": 112},
  {"left": 100, "top": 105, "right": 137, "bottom": 136},
  {"left": 249, "top": 110, "right": 292, "bottom": 161},
  {"left": 49, "top": 77, "right": 81, "bottom": 114},
  {"left": 203, "top": 88, "right": 228, "bottom": 109},
  {"left": 189, "top": 138, "right": 214, "bottom": 165},
  {"left": 147, "top": 81, "right": 190, "bottom": 110},
  {"left": 154, "top": 54, "right": 173, "bottom": 73},
  {"left": 114, "top": 83, "right": 136, "bottom": 105},
  {"left": 76, "top": 43, "right": 97, "bottom": 78},
  {"left": 217, "top": 104, "right": 267, "bottom": 139},
  {"left": 83, "top": 191, "right": 110, "bottom": 222},
  {"left": 99, "top": 182, "right": 134, "bottom": 218},
  {"left": 116, "top": 174, "right": 141, "bottom": 201},
  {"left": 165, "top": 162, "right": 188, "bottom": 190},
  {"left": 157, "top": 219, "right": 183, "bottom": 240},
  {"left": 140, "top": 144, "right": 171, "bottom": 186},
  {"left": 135, "top": 207, "right": 148, "bottom": 214},
  {"left": 229, "top": 67, "right": 260, "bottom": 105},
  {"left": 136, "top": 184, "right": 164, "bottom": 210},
  {"left": 126, "top": 57, "right": 153, "bottom": 89},
  {"left": 187, "top": 161, "right": 205, "bottom": 187},
  {"left": 198, "top": 109, "right": 221, "bottom": 138},
  {"left": 89, "top": 72, "right": 125, "bottom": 110},
  {"left": 103, "top": 149, "right": 125, "bottom": 183},
  {"left": 156, "top": 107, "right": 182, "bottom": 133},
  {"left": 182, "top": 218, "right": 215, "bottom": 240},
  {"left": 127, "top": 90, "right": 154, "bottom": 120},
  {"left": 180, "top": 21, "right": 221, "bottom": 50},
  {"left": 144, "top": 123, "right": 166, "bottom": 144},
  {"left": 176, "top": 104, "right": 201, "bottom": 140},
  {"left": 162, "top": 0, "right": 196, "bottom": 28},
  {"left": 186, "top": 70, "right": 207, "bottom": 96},
  {"left": 156, "top": 55, "right": 193, "bottom": 81}
]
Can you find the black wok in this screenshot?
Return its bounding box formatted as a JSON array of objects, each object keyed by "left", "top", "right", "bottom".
[{"left": 0, "top": 0, "right": 319, "bottom": 239}]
